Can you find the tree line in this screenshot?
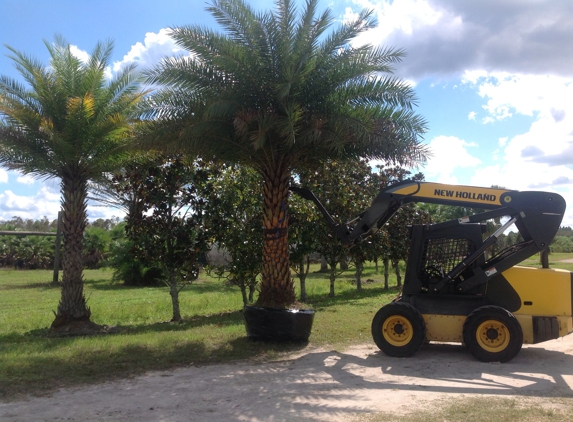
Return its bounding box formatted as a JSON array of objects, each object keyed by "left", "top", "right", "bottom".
[{"left": 3, "top": 0, "right": 549, "bottom": 334}]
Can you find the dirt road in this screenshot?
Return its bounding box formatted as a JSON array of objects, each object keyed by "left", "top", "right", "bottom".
[{"left": 2, "top": 334, "right": 573, "bottom": 421}]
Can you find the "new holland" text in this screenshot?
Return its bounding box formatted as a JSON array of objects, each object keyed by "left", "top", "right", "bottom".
[{"left": 434, "top": 189, "right": 497, "bottom": 202}]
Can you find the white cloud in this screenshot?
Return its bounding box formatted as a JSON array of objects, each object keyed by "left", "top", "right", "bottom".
[
  {"left": 422, "top": 135, "right": 482, "bottom": 184},
  {"left": 69, "top": 45, "right": 90, "bottom": 63},
  {"left": 345, "top": 0, "right": 573, "bottom": 80},
  {"left": 462, "top": 72, "right": 573, "bottom": 165},
  {"left": 16, "top": 174, "right": 35, "bottom": 185},
  {"left": 468, "top": 111, "right": 476, "bottom": 121},
  {"left": 465, "top": 75, "right": 573, "bottom": 224},
  {"left": 113, "top": 28, "right": 181, "bottom": 73},
  {"left": 87, "top": 203, "right": 125, "bottom": 221},
  {"left": 463, "top": 72, "right": 572, "bottom": 123},
  {"left": 0, "top": 187, "right": 60, "bottom": 221},
  {"left": 0, "top": 169, "right": 8, "bottom": 184},
  {"left": 69, "top": 44, "right": 114, "bottom": 80}
]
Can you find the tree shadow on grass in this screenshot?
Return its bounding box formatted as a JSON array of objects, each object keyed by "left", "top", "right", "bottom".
[
  {"left": 307, "top": 285, "right": 400, "bottom": 311},
  {"left": 0, "top": 326, "right": 309, "bottom": 401},
  {"left": 122, "top": 309, "right": 246, "bottom": 335},
  {"left": 85, "top": 278, "right": 236, "bottom": 295}
]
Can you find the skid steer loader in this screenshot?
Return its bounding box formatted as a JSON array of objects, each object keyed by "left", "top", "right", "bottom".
[{"left": 291, "top": 181, "right": 573, "bottom": 362}]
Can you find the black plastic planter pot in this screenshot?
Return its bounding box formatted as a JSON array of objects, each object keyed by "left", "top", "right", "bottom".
[{"left": 243, "top": 305, "right": 315, "bottom": 342}]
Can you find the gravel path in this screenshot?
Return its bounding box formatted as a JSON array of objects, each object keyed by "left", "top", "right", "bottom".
[{"left": 2, "top": 335, "right": 573, "bottom": 421}]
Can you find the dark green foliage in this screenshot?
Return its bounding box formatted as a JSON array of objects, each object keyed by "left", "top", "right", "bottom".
[
  {"left": 202, "top": 165, "right": 263, "bottom": 305},
  {"left": 82, "top": 227, "right": 110, "bottom": 269},
  {"left": 0, "top": 235, "right": 55, "bottom": 269},
  {"left": 106, "top": 222, "right": 163, "bottom": 286},
  {"left": 113, "top": 155, "right": 210, "bottom": 321},
  {"left": 140, "top": 0, "right": 428, "bottom": 308},
  {"left": 0, "top": 217, "right": 58, "bottom": 269},
  {"left": 299, "top": 159, "right": 376, "bottom": 296},
  {"left": 288, "top": 191, "right": 321, "bottom": 302}
]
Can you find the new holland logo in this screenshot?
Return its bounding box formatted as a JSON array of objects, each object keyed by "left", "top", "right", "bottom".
[{"left": 433, "top": 189, "right": 497, "bottom": 202}]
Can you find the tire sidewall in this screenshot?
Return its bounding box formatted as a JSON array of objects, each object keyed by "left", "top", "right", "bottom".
[
  {"left": 371, "top": 302, "right": 426, "bottom": 357},
  {"left": 463, "top": 305, "right": 523, "bottom": 363}
]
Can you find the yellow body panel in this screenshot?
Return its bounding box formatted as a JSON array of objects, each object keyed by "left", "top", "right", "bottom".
[
  {"left": 423, "top": 314, "right": 465, "bottom": 342},
  {"left": 421, "top": 266, "right": 573, "bottom": 345},
  {"left": 499, "top": 266, "right": 572, "bottom": 316}
]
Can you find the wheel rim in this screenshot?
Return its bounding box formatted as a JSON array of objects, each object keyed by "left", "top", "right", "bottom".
[
  {"left": 476, "top": 319, "right": 510, "bottom": 352},
  {"left": 382, "top": 315, "right": 414, "bottom": 346}
]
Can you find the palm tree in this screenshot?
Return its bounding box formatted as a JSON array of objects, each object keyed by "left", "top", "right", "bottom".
[
  {"left": 141, "top": 0, "right": 428, "bottom": 308},
  {"left": 0, "top": 36, "right": 145, "bottom": 331}
]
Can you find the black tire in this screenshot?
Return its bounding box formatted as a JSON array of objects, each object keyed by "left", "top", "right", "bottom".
[
  {"left": 463, "top": 305, "right": 523, "bottom": 363},
  {"left": 371, "top": 302, "right": 426, "bottom": 357}
]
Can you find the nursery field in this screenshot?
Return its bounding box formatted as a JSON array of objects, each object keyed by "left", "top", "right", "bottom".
[
  {"left": 0, "top": 263, "right": 400, "bottom": 399},
  {"left": 1, "top": 254, "right": 572, "bottom": 422}
]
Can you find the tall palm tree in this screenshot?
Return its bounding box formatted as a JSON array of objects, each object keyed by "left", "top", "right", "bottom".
[
  {"left": 0, "top": 36, "right": 145, "bottom": 331},
  {"left": 142, "top": 0, "right": 428, "bottom": 308}
]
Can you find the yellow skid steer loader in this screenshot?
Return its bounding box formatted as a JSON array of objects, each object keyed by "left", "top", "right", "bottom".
[{"left": 291, "top": 181, "right": 573, "bottom": 362}]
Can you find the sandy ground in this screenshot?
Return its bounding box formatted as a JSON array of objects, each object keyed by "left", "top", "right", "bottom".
[{"left": 1, "top": 334, "right": 573, "bottom": 422}]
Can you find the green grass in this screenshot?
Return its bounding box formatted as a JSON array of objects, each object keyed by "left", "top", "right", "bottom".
[
  {"left": 0, "top": 264, "right": 398, "bottom": 399},
  {"left": 359, "top": 397, "right": 573, "bottom": 422},
  {"left": 1, "top": 253, "right": 571, "bottom": 401}
]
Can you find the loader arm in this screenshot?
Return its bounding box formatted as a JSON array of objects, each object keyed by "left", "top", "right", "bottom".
[{"left": 290, "top": 180, "right": 566, "bottom": 293}]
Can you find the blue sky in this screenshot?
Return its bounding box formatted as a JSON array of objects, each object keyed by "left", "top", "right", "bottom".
[{"left": 1, "top": 0, "right": 572, "bottom": 224}]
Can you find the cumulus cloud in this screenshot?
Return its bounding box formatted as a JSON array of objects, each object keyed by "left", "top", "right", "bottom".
[
  {"left": 421, "top": 135, "right": 481, "bottom": 184},
  {"left": 112, "top": 28, "right": 181, "bottom": 73},
  {"left": 463, "top": 72, "right": 573, "bottom": 165},
  {"left": 16, "top": 174, "right": 35, "bottom": 185},
  {"left": 463, "top": 72, "right": 572, "bottom": 122},
  {"left": 348, "top": 0, "right": 573, "bottom": 80},
  {"left": 0, "top": 187, "right": 60, "bottom": 221},
  {"left": 69, "top": 45, "right": 90, "bottom": 63}
]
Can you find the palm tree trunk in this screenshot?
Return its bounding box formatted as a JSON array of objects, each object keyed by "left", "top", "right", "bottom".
[
  {"left": 257, "top": 161, "right": 295, "bottom": 308},
  {"left": 51, "top": 173, "right": 90, "bottom": 328}
]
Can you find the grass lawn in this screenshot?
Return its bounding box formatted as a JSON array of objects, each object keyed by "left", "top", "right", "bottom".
[
  {"left": 1, "top": 253, "right": 571, "bottom": 403},
  {"left": 0, "top": 262, "right": 399, "bottom": 399}
]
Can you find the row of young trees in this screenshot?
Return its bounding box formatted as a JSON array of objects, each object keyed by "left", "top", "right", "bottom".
[
  {"left": 101, "top": 156, "right": 431, "bottom": 319},
  {"left": 0, "top": 0, "right": 430, "bottom": 333}
]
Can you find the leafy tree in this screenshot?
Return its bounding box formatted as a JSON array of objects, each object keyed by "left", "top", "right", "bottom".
[
  {"left": 82, "top": 226, "right": 110, "bottom": 269},
  {"left": 140, "top": 0, "right": 427, "bottom": 308},
  {"left": 119, "top": 155, "right": 209, "bottom": 322},
  {"left": 89, "top": 218, "right": 120, "bottom": 231},
  {"left": 373, "top": 166, "right": 429, "bottom": 286},
  {"left": 299, "top": 159, "right": 376, "bottom": 297},
  {"left": 202, "top": 164, "right": 263, "bottom": 305},
  {"left": 0, "top": 36, "right": 145, "bottom": 331},
  {"left": 551, "top": 236, "right": 573, "bottom": 253},
  {"left": 288, "top": 191, "right": 320, "bottom": 302},
  {"left": 107, "top": 221, "right": 164, "bottom": 287}
]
